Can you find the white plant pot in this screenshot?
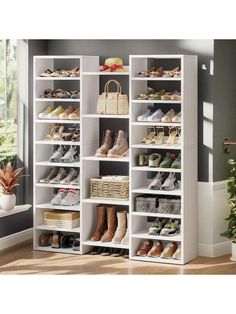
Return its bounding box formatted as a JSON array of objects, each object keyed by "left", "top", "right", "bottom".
[
  {"left": 230, "top": 242, "right": 236, "bottom": 261},
  {"left": 0, "top": 194, "right": 16, "bottom": 211}
]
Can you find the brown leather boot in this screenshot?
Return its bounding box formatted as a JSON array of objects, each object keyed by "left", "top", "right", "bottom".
[
  {"left": 90, "top": 205, "right": 107, "bottom": 241},
  {"left": 101, "top": 206, "right": 117, "bottom": 242}
]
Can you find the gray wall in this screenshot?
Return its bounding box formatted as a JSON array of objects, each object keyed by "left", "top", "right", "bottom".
[
  {"left": 213, "top": 40, "right": 236, "bottom": 181},
  {"left": 0, "top": 40, "right": 48, "bottom": 239},
  {"left": 48, "top": 39, "right": 214, "bottom": 182}
]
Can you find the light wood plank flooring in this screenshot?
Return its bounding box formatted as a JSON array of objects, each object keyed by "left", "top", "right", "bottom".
[{"left": 0, "top": 241, "right": 236, "bottom": 275}]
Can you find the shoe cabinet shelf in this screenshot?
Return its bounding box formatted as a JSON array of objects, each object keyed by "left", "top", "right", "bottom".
[
  {"left": 33, "top": 56, "right": 89, "bottom": 255},
  {"left": 80, "top": 58, "right": 130, "bottom": 255},
  {"left": 33, "top": 54, "right": 197, "bottom": 265},
  {"left": 129, "top": 54, "right": 197, "bottom": 264}
]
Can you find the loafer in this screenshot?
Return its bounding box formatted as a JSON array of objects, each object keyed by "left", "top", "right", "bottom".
[{"left": 136, "top": 239, "right": 153, "bottom": 257}]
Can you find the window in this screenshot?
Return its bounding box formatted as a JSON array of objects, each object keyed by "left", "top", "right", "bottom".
[{"left": 0, "top": 40, "right": 17, "bottom": 166}]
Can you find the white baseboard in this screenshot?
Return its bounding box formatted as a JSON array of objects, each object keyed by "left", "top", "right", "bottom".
[
  {"left": 198, "top": 241, "right": 231, "bottom": 257},
  {"left": 0, "top": 228, "right": 33, "bottom": 251}
]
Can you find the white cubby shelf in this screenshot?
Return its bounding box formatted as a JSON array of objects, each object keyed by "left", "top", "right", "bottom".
[{"left": 33, "top": 54, "right": 197, "bottom": 264}]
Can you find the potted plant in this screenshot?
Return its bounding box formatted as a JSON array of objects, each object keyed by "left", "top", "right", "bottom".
[
  {"left": 221, "top": 159, "right": 236, "bottom": 261},
  {"left": 0, "top": 162, "right": 24, "bottom": 211}
]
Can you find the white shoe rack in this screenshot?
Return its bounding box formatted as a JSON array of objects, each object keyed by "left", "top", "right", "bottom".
[
  {"left": 129, "top": 55, "right": 198, "bottom": 264},
  {"left": 33, "top": 54, "right": 197, "bottom": 264}
]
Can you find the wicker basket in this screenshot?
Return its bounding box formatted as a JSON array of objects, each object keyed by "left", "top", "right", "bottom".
[{"left": 90, "top": 177, "right": 129, "bottom": 200}]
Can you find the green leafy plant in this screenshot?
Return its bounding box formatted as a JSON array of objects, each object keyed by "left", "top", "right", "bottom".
[{"left": 221, "top": 159, "right": 236, "bottom": 243}]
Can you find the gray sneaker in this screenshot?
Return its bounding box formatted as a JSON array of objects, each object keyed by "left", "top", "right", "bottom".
[
  {"left": 60, "top": 168, "right": 78, "bottom": 184},
  {"left": 50, "top": 167, "right": 67, "bottom": 184},
  {"left": 40, "top": 167, "right": 57, "bottom": 183}
]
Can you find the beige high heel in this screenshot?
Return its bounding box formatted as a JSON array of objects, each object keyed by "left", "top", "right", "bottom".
[
  {"left": 176, "top": 127, "right": 181, "bottom": 145},
  {"left": 43, "top": 125, "right": 55, "bottom": 141},
  {"left": 166, "top": 127, "right": 178, "bottom": 145},
  {"left": 141, "top": 129, "right": 156, "bottom": 144},
  {"left": 52, "top": 125, "right": 64, "bottom": 141},
  {"left": 154, "top": 127, "right": 165, "bottom": 145}
]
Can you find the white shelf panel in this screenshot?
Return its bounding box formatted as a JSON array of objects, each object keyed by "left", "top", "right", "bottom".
[
  {"left": 0, "top": 204, "right": 31, "bottom": 218},
  {"left": 36, "top": 203, "right": 80, "bottom": 211},
  {"left": 83, "top": 67, "right": 129, "bottom": 75},
  {"left": 35, "top": 140, "right": 80, "bottom": 146},
  {"left": 35, "top": 161, "right": 80, "bottom": 167},
  {"left": 35, "top": 119, "right": 80, "bottom": 124},
  {"left": 83, "top": 198, "right": 129, "bottom": 206},
  {"left": 131, "top": 231, "right": 182, "bottom": 242},
  {"left": 83, "top": 114, "right": 129, "bottom": 119},
  {"left": 35, "top": 183, "right": 80, "bottom": 189},
  {"left": 34, "top": 55, "right": 82, "bottom": 59},
  {"left": 132, "top": 100, "right": 181, "bottom": 104},
  {"left": 131, "top": 166, "right": 181, "bottom": 173},
  {"left": 36, "top": 224, "right": 80, "bottom": 233},
  {"left": 83, "top": 156, "right": 129, "bottom": 162},
  {"left": 131, "top": 255, "right": 183, "bottom": 265},
  {"left": 132, "top": 212, "right": 181, "bottom": 219},
  {"left": 35, "top": 77, "right": 80, "bottom": 81},
  {"left": 35, "top": 98, "right": 80, "bottom": 103},
  {"left": 132, "top": 122, "right": 181, "bottom": 127},
  {"left": 132, "top": 144, "right": 181, "bottom": 150},
  {"left": 132, "top": 188, "right": 182, "bottom": 196},
  {"left": 132, "top": 77, "right": 181, "bottom": 81},
  {"left": 83, "top": 240, "right": 129, "bottom": 249},
  {"left": 36, "top": 246, "right": 81, "bottom": 255}
]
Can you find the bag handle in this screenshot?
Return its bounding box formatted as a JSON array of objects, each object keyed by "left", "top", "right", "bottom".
[{"left": 104, "top": 80, "right": 122, "bottom": 94}]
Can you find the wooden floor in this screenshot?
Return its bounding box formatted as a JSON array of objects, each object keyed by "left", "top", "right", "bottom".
[{"left": 0, "top": 241, "right": 236, "bottom": 275}]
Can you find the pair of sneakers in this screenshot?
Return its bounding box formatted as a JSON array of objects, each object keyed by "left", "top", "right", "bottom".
[
  {"left": 40, "top": 167, "right": 80, "bottom": 185},
  {"left": 148, "top": 172, "right": 179, "bottom": 191},
  {"left": 51, "top": 188, "right": 80, "bottom": 206},
  {"left": 149, "top": 218, "right": 180, "bottom": 236},
  {"left": 49, "top": 146, "right": 80, "bottom": 163}
]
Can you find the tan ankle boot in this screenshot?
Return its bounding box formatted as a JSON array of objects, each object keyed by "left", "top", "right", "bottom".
[
  {"left": 95, "top": 129, "right": 113, "bottom": 157},
  {"left": 121, "top": 213, "right": 129, "bottom": 244},
  {"left": 107, "top": 130, "right": 128, "bottom": 158},
  {"left": 112, "top": 211, "right": 127, "bottom": 243},
  {"left": 90, "top": 205, "right": 107, "bottom": 241},
  {"left": 101, "top": 206, "right": 117, "bottom": 242}
]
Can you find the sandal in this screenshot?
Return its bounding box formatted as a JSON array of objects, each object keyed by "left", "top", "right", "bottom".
[
  {"left": 149, "top": 67, "right": 163, "bottom": 78},
  {"left": 49, "top": 146, "right": 66, "bottom": 162},
  {"left": 148, "top": 172, "right": 164, "bottom": 190},
  {"left": 163, "top": 67, "right": 180, "bottom": 78},
  {"left": 69, "top": 67, "right": 80, "bottom": 77},
  {"left": 137, "top": 67, "right": 155, "bottom": 77},
  {"left": 137, "top": 93, "right": 148, "bottom": 100},
  {"left": 148, "top": 153, "right": 161, "bottom": 167},
  {"left": 148, "top": 89, "right": 165, "bottom": 100},
  {"left": 42, "top": 125, "right": 56, "bottom": 141},
  {"left": 40, "top": 69, "right": 53, "bottom": 77},
  {"left": 166, "top": 127, "right": 178, "bottom": 145},
  {"left": 61, "top": 146, "right": 80, "bottom": 163},
  {"left": 161, "top": 109, "right": 176, "bottom": 123},
  {"left": 141, "top": 130, "right": 156, "bottom": 144},
  {"left": 71, "top": 130, "right": 80, "bottom": 142},
  {"left": 70, "top": 90, "right": 80, "bottom": 99},
  {"left": 52, "top": 125, "right": 64, "bottom": 141},
  {"left": 170, "top": 91, "right": 181, "bottom": 101},
  {"left": 154, "top": 127, "right": 165, "bottom": 145}
]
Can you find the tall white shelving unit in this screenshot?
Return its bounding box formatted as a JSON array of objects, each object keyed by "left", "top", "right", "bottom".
[
  {"left": 129, "top": 55, "right": 198, "bottom": 264},
  {"left": 33, "top": 54, "right": 197, "bottom": 265},
  {"left": 80, "top": 59, "right": 130, "bottom": 254},
  {"left": 33, "top": 56, "right": 93, "bottom": 255}
]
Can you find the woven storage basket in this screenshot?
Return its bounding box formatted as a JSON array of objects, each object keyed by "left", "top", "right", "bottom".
[{"left": 90, "top": 177, "right": 129, "bottom": 200}]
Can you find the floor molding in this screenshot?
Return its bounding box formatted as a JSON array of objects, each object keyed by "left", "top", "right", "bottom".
[
  {"left": 0, "top": 228, "right": 33, "bottom": 251},
  {"left": 198, "top": 241, "right": 231, "bottom": 257}
]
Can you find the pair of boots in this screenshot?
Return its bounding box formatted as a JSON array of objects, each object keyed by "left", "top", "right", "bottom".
[
  {"left": 95, "top": 129, "right": 129, "bottom": 158},
  {"left": 91, "top": 205, "right": 129, "bottom": 244}
]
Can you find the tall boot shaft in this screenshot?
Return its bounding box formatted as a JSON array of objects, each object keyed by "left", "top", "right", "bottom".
[
  {"left": 90, "top": 205, "right": 107, "bottom": 241},
  {"left": 101, "top": 206, "right": 117, "bottom": 242},
  {"left": 112, "top": 211, "right": 127, "bottom": 243}
]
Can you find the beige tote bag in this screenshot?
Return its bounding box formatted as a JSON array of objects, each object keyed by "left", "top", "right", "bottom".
[{"left": 96, "top": 80, "right": 129, "bottom": 115}]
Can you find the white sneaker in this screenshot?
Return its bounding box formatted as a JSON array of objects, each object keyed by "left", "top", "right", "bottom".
[
  {"left": 71, "top": 172, "right": 80, "bottom": 185},
  {"left": 38, "top": 105, "right": 53, "bottom": 119},
  {"left": 161, "top": 173, "right": 178, "bottom": 191},
  {"left": 50, "top": 168, "right": 67, "bottom": 184},
  {"left": 61, "top": 146, "right": 79, "bottom": 163},
  {"left": 51, "top": 188, "right": 67, "bottom": 205},
  {"left": 60, "top": 168, "right": 78, "bottom": 184},
  {"left": 40, "top": 167, "right": 57, "bottom": 183},
  {"left": 49, "top": 146, "right": 65, "bottom": 162},
  {"left": 61, "top": 189, "right": 80, "bottom": 206},
  {"left": 147, "top": 109, "right": 164, "bottom": 122},
  {"left": 137, "top": 109, "right": 152, "bottom": 121}
]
